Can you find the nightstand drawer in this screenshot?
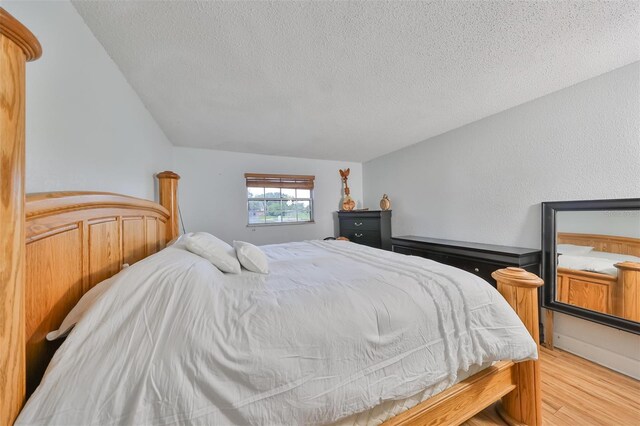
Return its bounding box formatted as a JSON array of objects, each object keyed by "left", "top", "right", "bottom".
[
  {"left": 338, "top": 210, "right": 392, "bottom": 250},
  {"left": 339, "top": 218, "right": 380, "bottom": 231},
  {"left": 342, "top": 229, "right": 381, "bottom": 247}
]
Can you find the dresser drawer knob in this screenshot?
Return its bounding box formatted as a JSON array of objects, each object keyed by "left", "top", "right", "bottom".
[
  {"left": 354, "top": 222, "right": 363, "bottom": 226},
  {"left": 355, "top": 233, "right": 363, "bottom": 238},
  {"left": 474, "top": 267, "right": 480, "bottom": 272}
]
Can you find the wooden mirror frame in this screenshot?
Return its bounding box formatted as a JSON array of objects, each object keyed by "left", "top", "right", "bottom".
[{"left": 542, "top": 198, "right": 640, "bottom": 335}]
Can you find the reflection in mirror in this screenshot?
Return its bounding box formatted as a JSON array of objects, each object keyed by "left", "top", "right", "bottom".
[{"left": 555, "top": 210, "right": 640, "bottom": 322}]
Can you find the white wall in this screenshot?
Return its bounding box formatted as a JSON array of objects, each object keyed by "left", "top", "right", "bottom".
[
  {"left": 5, "top": 0, "right": 362, "bottom": 245},
  {"left": 5, "top": 1, "right": 172, "bottom": 200},
  {"left": 172, "top": 147, "right": 362, "bottom": 246},
  {"left": 363, "top": 62, "right": 640, "bottom": 378},
  {"left": 557, "top": 210, "right": 640, "bottom": 239}
]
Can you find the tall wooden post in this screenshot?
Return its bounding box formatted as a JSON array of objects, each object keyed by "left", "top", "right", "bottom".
[
  {"left": 156, "top": 171, "right": 180, "bottom": 243},
  {"left": 0, "top": 8, "right": 41, "bottom": 425},
  {"left": 615, "top": 261, "right": 640, "bottom": 322},
  {"left": 493, "top": 267, "right": 543, "bottom": 426}
]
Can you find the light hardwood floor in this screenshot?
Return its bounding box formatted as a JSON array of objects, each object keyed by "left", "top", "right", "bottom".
[{"left": 464, "top": 347, "right": 640, "bottom": 425}]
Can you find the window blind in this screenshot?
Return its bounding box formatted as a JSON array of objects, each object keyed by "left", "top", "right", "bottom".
[{"left": 244, "top": 173, "right": 315, "bottom": 190}]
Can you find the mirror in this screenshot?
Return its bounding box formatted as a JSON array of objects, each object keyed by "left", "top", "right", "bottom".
[{"left": 542, "top": 199, "right": 640, "bottom": 334}]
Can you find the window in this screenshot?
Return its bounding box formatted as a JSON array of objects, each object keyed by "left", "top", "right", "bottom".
[{"left": 245, "top": 173, "right": 315, "bottom": 225}]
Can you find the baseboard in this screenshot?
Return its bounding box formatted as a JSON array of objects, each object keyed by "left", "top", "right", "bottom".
[{"left": 554, "top": 332, "right": 640, "bottom": 380}]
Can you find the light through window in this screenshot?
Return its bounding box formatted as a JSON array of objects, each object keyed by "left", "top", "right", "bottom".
[{"left": 245, "top": 174, "right": 314, "bottom": 225}]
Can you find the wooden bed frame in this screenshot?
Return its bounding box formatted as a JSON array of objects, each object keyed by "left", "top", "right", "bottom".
[
  {"left": 556, "top": 232, "right": 640, "bottom": 321},
  {"left": 1, "top": 10, "right": 542, "bottom": 426}
]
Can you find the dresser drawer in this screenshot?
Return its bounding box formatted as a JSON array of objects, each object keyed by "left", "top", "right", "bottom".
[
  {"left": 339, "top": 218, "right": 380, "bottom": 231},
  {"left": 392, "top": 245, "right": 503, "bottom": 287},
  {"left": 342, "top": 229, "right": 381, "bottom": 248},
  {"left": 392, "top": 245, "right": 449, "bottom": 264},
  {"left": 444, "top": 257, "right": 504, "bottom": 287},
  {"left": 338, "top": 210, "right": 392, "bottom": 251}
]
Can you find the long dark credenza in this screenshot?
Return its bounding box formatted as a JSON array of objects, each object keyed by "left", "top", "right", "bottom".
[{"left": 391, "top": 235, "right": 544, "bottom": 341}]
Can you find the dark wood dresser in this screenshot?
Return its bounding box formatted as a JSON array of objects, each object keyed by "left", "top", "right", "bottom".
[
  {"left": 338, "top": 210, "right": 392, "bottom": 250},
  {"left": 392, "top": 235, "right": 544, "bottom": 340},
  {"left": 391, "top": 236, "right": 541, "bottom": 287}
]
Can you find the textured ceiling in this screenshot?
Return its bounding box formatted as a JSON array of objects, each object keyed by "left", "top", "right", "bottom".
[{"left": 72, "top": 1, "right": 640, "bottom": 162}]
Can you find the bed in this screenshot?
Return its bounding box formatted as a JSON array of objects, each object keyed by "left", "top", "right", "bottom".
[
  {"left": 556, "top": 233, "right": 640, "bottom": 321},
  {"left": 1, "top": 9, "right": 543, "bottom": 426}
]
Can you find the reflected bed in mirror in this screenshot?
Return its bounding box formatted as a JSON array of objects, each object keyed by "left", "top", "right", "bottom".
[{"left": 542, "top": 200, "right": 640, "bottom": 334}]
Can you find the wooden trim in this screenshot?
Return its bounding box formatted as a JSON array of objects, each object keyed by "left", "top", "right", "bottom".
[
  {"left": 557, "top": 232, "right": 640, "bottom": 257},
  {"left": 157, "top": 171, "right": 180, "bottom": 242},
  {"left": 0, "top": 8, "right": 42, "bottom": 61},
  {"left": 557, "top": 267, "right": 617, "bottom": 284},
  {"left": 156, "top": 170, "right": 180, "bottom": 180},
  {"left": 383, "top": 361, "right": 516, "bottom": 426},
  {"left": 26, "top": 224, "right": 78, "bottom": 243},
  {"left": 26, "top": 191, "right": 169, "bottom": 219},
  {"left": 495, "top": 402, "right": 527, "bottom": 426},
  {"left": 615, "top": 262, "right": 640, "bottom": 322},
  {"left": 0, "top": 27, "right": 27, "bottom": 426},
  {"left": 0, "top": 11, "right": 41, "bottom": 424},
  {"left": 616, "top": 261, "right": 640, "bottom": 272}
]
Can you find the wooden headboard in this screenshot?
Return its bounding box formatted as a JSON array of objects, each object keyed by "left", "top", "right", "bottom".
[
  {"left": 0, "top": 11, "right": 186, "bottom": 423},
  {"left": 24, "top": 180, "right": 179, "bottom": 395},
  {"left": 1, "top": 8, "right": 41, "bottom": 424},
  {"left": 557, "top": 233, "right": 640, "bottom": 257}
]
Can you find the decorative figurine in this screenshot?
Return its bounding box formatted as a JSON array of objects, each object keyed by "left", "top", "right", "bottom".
[
  {"left": 380, "top": 194, "right": 391, "bottom": 211},
  {"left": 339, "top": 168, "right": 356, "bottom": 211}
]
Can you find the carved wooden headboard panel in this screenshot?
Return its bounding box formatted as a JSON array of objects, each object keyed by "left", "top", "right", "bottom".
[
  {"left": 557, "top": 233, "right": 640, "bottom": 257},
  {"left": 23, "top": 189, "right": 180, "bottom": 394},
  {"left": 0, "top": 9, "right": 184, "bottom": 421}
]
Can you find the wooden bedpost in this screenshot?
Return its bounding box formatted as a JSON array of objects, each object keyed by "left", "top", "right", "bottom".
[
  {"left": 492, "top": 267, "right": 543, "bottom": 426},
  {"left": 156, "top": 171, "right": 180, "bottom": 242},
  {"left": 615, "top": 262, "right": 640, "bottom": 322},
  {"left": 0, "top": 8, "right": 41, "bottom": 425}
]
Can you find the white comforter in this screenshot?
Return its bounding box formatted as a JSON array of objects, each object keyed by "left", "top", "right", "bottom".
[
  {"left": 558, "top": 251, "right": 640, "bottom": 277},
  {"left": 18, "top": 240, "right": 537, "bottom": 426}
]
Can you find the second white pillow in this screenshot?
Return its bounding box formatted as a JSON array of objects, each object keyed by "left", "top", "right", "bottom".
[
  {"left": 557, "top": 244, "right": 594, "bottom": 255},
  {"left": 185, "top": 232, "right": 241, "bottom": 274},
  {"left": 233, "top": 241, "right": 269, "bottom": 274}
]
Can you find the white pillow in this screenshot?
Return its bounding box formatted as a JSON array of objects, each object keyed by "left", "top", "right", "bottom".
[
  {"left": 233, "top": 241, "right": 269, "bottom": 274},
  {"left": 47, "top": 265, "right": 128, "bottom": 341},
  {"left": 184, "top": 232, "right": 241, "bottom": 274},
  {"left": 557, "top": 244, "right": 594, "bottom": 255},
  {"left": 166, "top": 232, "right": 192, "bottom": 249}
]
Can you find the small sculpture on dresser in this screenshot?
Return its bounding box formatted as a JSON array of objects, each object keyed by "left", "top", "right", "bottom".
[
  {"left": 339, "top": 168, "right": 356, "bottom": 211},
  {"left": 380, "top": 194, "right": 391, "bottom": 211}
]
